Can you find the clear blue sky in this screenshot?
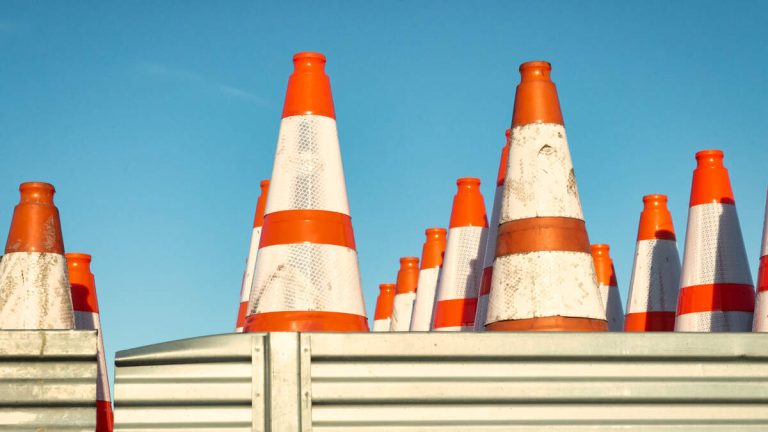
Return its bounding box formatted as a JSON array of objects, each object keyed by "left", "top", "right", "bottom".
[{"left": 1, "top": 1, "right": 766, "bottom": 378}]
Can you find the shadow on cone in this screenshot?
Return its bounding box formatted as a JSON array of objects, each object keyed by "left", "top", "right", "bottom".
[
  {"left": 410, "top": 228, "right": 447, "bottom": 331},
  {"left": 590, "top": 244, "right": 624, "bottom": 331},
  {"left": 391, "top": 257, "right": 419, "bottom": 331}
]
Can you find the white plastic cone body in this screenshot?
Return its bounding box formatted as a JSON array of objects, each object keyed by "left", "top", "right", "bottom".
[
  {"left": 74, "top": 310, "right": 111, "bottom": 405},
  {"left": 475, "top": 181, "right": 503, "bottom": 331},
  {"left": 410, "top": 266, "right": 440, "bottom": 331},
  {"left": 752, "top": 192, "right": 768, "bottom": 331},
  {"left": 372, "top": 317, "right": 391, "bottom": 332},
  {"left": 626, "top": 239, "right": 681, "bottom": 329},
  {"left": 390, "top": 292, "right": 416, "bottom": 331},
  {"left": 236, "top": 224, "right": 262, "bottom": 332}
]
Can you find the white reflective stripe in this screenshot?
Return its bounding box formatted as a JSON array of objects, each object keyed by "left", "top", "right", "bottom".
[
  {"left": 674, "top": 310, "right": 753, "bottom": 332},
  {"left": 753, "top": 291, "right": 768, "bottom": 332},
  {"left": 626, "top": 239, "right": 681, "bottom": 314},
  {"left": 474, "top": 293, "right": 489, "bottom": 331},
  {"left": 240, "top": 226, "right": 262, "bottom": 303},
  {"left": 435, "top": 226, "right": 487, "bottom": 302},
  {"left": 432, "top": 325, "right": 467, "bottom": 332},
  {"left": 0, "top": 252, "right": 74, "bottom": 330},
  {"left": 762, "top": 189, "right": 768, "bottom": 257},
  {"left": 248, "top": 243, "right": 365, "bottom": 316},
  {"left": 501, "top": 123, "right": 584, "bottom": 223},
  {"left": 265, "top": 115, "right": 350, "bottom": 215},
  {"left": 74, "top": 310, "right": 111, "bottom": 402},
  {"left": 409, "top": 267, "right": 440, "bottom": 331},
  {"left": 390, "top": 292, "right": 416, "bottom": 332},
  {"left": 681, "top": 203, "right": 753, "bottom": 287},
  {"left": 372, "top": 318, "right": 391, "bottom": 332},
  {"left": 482, "top": 185, "right": 503, "bottom": 268},
  {"left": 487, "top": 251, "right": 605, "bottom": 322},
  {"left": 598, "top": 284, "right": 624, "bottom": 332},
  {"left": 235, "top": 326, "right": 244, "bottom": 332}
]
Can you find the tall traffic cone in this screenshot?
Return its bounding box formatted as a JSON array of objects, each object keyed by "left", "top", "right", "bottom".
[
  {"left": 372, "top": 283, "right": 395, "bottom": 332},
  {"left": 675, "top": 150, "right": 754, "bottom": 332},
  {"left": 486, "top": 61, "right": 607, "bottom": 331},
  {"left": 432, "top": 178, "right": 488, "bottom": 331},
  {"left": 474, "top": 130, "right": 510, "bottom": 331},
  {"left": 590, "top": 244, "right": 624, "bottom": 331},
  {"left": 390, "top": 257, "right": 419, "bottom": 331},
  {"left": 410, "top": 228, "right": 447, "bottom": 331},
  {"left": 243, "top": 53, "right": 368, "bottom": 332},
  {"left": 0, "top": 182, "right": 74, "bottom": 329},
  {"left": 67, "top": 253, "right": 113, "bottom": 431},
  {"left": 625, "top": 194, "right": 681, "bottom": 331},
  {"left": 235, "top": 180, "right": 269, "bottom": 332},
  {"left": 754, "top": 190, "right": 768, "bottom": 331}
]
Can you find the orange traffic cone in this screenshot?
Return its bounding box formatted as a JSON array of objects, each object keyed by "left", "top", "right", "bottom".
[
  {"left": 67, "top": 253, "right": 113, "bottom": 431},
  {"left": 390, "top": 257, "right": 419, "bottom": 331},
  {"left": 754, "top": 190, "right": 768, "bottom": 331},
  {"left": 0, "top": 182, "right": 74, "bottom": 329},
  {"left": 372, "top": 283, "right": 396, "bottom": 332},
  {"left": 243, "top": 53, "right": 368, "bottom": 332},
  {"left": 475, "top": 130, "right": 510, "bottom": 331},
  {"left": 675, "top": 150, "right": 754, "bottom": 331},
  {"left": 410, "top": 228, "right": 447, "bottom": 331},
  {"left": 486, "top": 61, "right": 607, "bottom": 331},
  {"left": 432, "top": 178, "right": 488, "bottom": 331},
  {"left": 236, "top": 180, "right": 269, "bottom": 332},
  {"left": 625, "top": 194, "right": 680, "bottom": 331},
  {"left": 590, "top": 244, "right": 624, "bottom": 331}
]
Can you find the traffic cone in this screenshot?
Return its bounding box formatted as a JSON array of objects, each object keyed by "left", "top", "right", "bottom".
[
  {"left": 67, "top": 253, "right": 113, "bottom": 431},
  {"left": 754, "top": 190, "right": 768, "bottom": 331},
  {"left": 486, "top": 61, "right": 607, "bottom": 331},
  {"left": 625, "top": 194, "right": 680, "bottom": 331},
  {"left": 474, "top": 130, "right": 510, "bottom": 331},
  {"left": 409, "top": 228, "right": 447, "bottom": 331},
  {"left": 675, "top": 150, "right": 754, "bottom": 332},
  {"left": 0, "top": 182, "right": 74, "bottom": 329},
  {"left": 372, "top": 283, "right": 395, "bottom": 331},
  {"left": 243, "top": 52, "right": 368, "bottom": 332},
  {"left": 390, "top": 257, "right": 419, "bottom": 331},
  {"left": 235, "top": 180, "right": 270, "bottom": 332},
  {"left": 432, "top": 178, "right": 488, "bottom": 331},
  {"left": 590, "top": 244, "right": 624, "bottom": 331}
]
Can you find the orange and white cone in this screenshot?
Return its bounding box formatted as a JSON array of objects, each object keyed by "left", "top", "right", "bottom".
[
  {"left": 236, "top": 180, "right": 269, "bottom": 332},
  {"left": 409, "top": 228, "right": 447, "bottom": 331},
  {"left": 625, "top": 194, "right": 681, "bottom": 331},
  {"left": 0, "top": 182, "right": 74, "bottom": 329},
  {"left": 432, "top": 178, "right": 488, "bottom": 331},
  {"left": 390, "top": 257, "right": 419, "bottom": 331},
  {"left": 753, "top": 190, "right": 768, "bottom": 331},
  {"left": 372, "top": 283, "right": 395, "bottom": 332},
  {"left": 67, "top": 253, "right": 113, "bottom": 432},
  {"left": 474, "top": 130, "right": 510, "bottom": 331},
  {"left": 486, "top": 61, "right": 607, "bottom": 331},
  {"left": 243, "top": 53, "right": 368, "bottom": 332},
  {"left": 675, "top": 150, "right": 754, "bottom": 332},
  {"left": 590, "top": 244, "right": 624, "bottom": 331}
]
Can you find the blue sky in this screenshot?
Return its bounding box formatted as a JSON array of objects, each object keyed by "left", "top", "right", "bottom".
[{"left": 1, "top": 1, "right": 766, "bottom": 379}]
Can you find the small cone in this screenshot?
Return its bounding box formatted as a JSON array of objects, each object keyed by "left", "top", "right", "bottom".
[
  {"left": 625, "top": 195, "right": 680, "bottom": 331},
  {"left": 754, "top": 190, "right": 768, "bottom": 331},
  {"left": 590, "top": 244, "right": 624, "bottom": 331},
  {"left": 474, "top": 130, "right": 510, "bottom": 331},
  {"left": 372, "top": 283, "right": 395, "bottom": 332},
  {"left": 432, "top": 178, "right": 488, "bottom": 331},
  {"left": 390, "top": 257, "right": 420, "bottom": 331},
  {"left": 244, "top": 53, "right": 368, "bottom": 332},
  {"left": 486, "top": 61, "right": 607, "bottom": 331},
  {"left": 409, "top": 228, "right": 447, "bottom": 331},
  {"left": 0, "top": 182, "right": 74, "bottom": 329},
  {"left": 675, "top": 150, "right": 754, "bottom": 332},
  {"left": 235, "top": 180, "right": 270, "bottom": 332},
  {"left": 67, "top": 253, "right": 113, "bottom": 431}
]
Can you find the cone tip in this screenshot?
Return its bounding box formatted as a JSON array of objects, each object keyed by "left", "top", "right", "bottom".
[
  {"left": 643, "top": 194, "right": 668, "bottom": 204},
  {"left": 457, "top": 177, "right": 481, "bottom": 187},
  {"left": 695, "top": 149, "right": 725, "bottom": 167},
  {"left": 379, "top": 283, "right": 395, "bottom": 292},
  {"left": 400, "top": 256, "right": 419, "bottom": 265},
  {"left": 19, "top": 182, "right": 56, "bottom": 203},
  {"left": 66, "top": 252, "right": 92, "bottom": 263},
  {"left": 505, "top": 128, "right": 511, "bottom": 139},
  {"left": 260, "top": 179, "right": 270, "bottom": 188},
  {"left": 519, "top": 61, "right": 552, "bottom": 81},
  {"left": 425, "top": 227, "right": 447, "bottom": 236},
  {"left": 591, "top": 244, "right": 610, "bottom": 254},
  {"left": 293, "top": 52, "right": 326, "bottom": 63}
]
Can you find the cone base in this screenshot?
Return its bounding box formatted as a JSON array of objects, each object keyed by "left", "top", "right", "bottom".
[
  {"left": 625, "top": 312, "right": 676, "bottom": 332},
  {"left": 96, "top": 399, "right": 114, "bottom": 432},
  {"left": 486, "top": 316, "right": 607, "bottom": 331},
  {"left": 243, "top": 311, "right": 369, "bottom": 332}
]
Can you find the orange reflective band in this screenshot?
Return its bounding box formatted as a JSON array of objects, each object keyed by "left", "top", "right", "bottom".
[
  {"left": 689, "top": 150, "right": 736, "bottom": 207},
  {"left": 236, "top": 301, "right": 248, "bottom": 328},
  {"left": 677, "top": 283, "right": 755, "bottom": 315},
  {"left": 96, "top": 399, "right": 114, "bottom": 432},
  {"left": 496, "top": 217, "right": 590, "bottom": 257},
  {"left": 5, "top": 182, "right": 64, "bottom": 254},
  {"left": 374, "top": 283, "right": 395, "bottom": 320},
  {"left": 637, "top": 194, "right": 676, "bottom": 241},
  {"left": 253, "top": 180, "right": 270, "bottom": 228},
  {"left": 479, "top": 266, "right": 493, "bottom": 296},
  {"left": 758, "top": 257, "right": 768, "bottom": 293},
  {"left": 259, "top": 210, "right": 356, "bottom": 250},
  {"left": 486, "top": 316, "right": 608, "bottom": 332},
  {"left": 243, "top": 310, "right": 369, "bottom": 332},
  {"left": 624, "top": 312, "right": 676, "bottom": 332},
  {"left": 420, "top": 228, "right": 447, "bottom": 269},
  {"left": 433, "top": 298, "right": 478, "bottom": 328},
  {"left": 449, "top": 178, "right": 488, "bottom": 228},
  {"left": 512, "top": 61, "right": 564, "bottom": 126},
  {"left": 282, "top": 52, "right": 335, "bottom": 119}
]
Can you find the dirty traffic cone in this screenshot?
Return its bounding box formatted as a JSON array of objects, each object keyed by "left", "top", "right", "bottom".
[
  {"left": 625, "top": 194, "right": 681, "bottom": 331},
  {"left": 486, "top": 61, "right": 607, "bottom": 331},
  {"left": 67, "top": 253, "right": 113, "bottom": 431},
  {"left": 590, "top": 244, "right": 624, "bottom": 331},
  {"left": 235, "top": 180, "right": 270, "bottom": 332},
  {"left": 432, "top": 178, "right": 488, "bottom": 331},
  {"left": 475, "top": 130, "right": 510, "bottom": 331},
  {"left": 410, "top": 228, "right": 447, "bottom": 331},
  {"left": 675, "top": 150, "right": 754, "bottom": 331},
  {"left": 754, "top": 191, "right": 768, "bottom": 331},
  {"left": 390, "top": 257, "right": 420, "bottom": 331},
  {"left": 0, "top": 182, "right": 74, "bottom": 329},
  {"left": 243, "top": 53, "right": 368, "bottom": 332},
  {"left": 372, "top": 283, "right": 396, "bottom": 331}
]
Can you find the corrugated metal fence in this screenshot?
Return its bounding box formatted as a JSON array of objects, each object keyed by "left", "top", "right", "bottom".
[{"left": 115, "top": 332, "right": 768, "bottom": 431}]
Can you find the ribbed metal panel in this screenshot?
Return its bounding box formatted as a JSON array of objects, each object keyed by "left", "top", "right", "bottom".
[{"left": 0, "top": 330, "right": 97, "bottom": 431}]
